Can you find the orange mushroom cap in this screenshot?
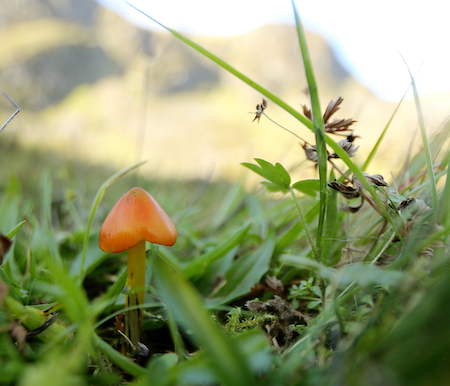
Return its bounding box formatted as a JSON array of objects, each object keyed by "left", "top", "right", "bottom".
[{"left": 99, "top": 187, "right": 177, "bottom": 253}]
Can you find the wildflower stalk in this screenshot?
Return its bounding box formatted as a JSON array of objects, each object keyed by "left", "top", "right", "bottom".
[
  {"left": 262, "top": 112, "right": 311, "bottom": 145},
  {"left": 328, "top": 159, "right": 352, "bottom": 182},
  {"left": 289, "top": 186, "right": 320, "bottom": 262},
  {"left": 292, "top": 2, "right": 327, "bottom": 257}
]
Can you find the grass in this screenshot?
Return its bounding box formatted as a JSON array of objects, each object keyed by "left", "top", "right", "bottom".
[{"left": 1, "top": 3, "right": 450, "bottom": 385}]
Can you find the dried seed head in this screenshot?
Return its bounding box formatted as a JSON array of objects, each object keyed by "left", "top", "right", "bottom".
[
  {"left": 325, "top": 118, "right": 357, "bottom": 133},
  {"left": 323, "top": 97, "right": 344, "bottom": 123},
  {"left": 323, "top": 97, "right": 356, "bottom": 133},
  {"left": 397, "top": 197, "right": 414, "bottom": 211},
  {"left": 369, "top": 174, "right": 389, "bottom": 187},
  {"left": 329, "top": 136, "right": 360, "bottom": 159},
  {"left": 252, "top": 98, "right": 268, "bottom": 123},
  {"left": 301, "top": 104, "right": 312, "bottom": 120},
  {"left": 338, "top": 137, "right": 359, "bottom": 157},
  {"left": 353, "top": 172, "right": 388, "bottom": 189},
  {"left": 302, "top": 97, "right": 356, "bottom": 134},
  {"left": 302, "top": 143, "right": 318, "bottom": 163},
  {"left": 328, "top": 180, "right": 360, "bottom": 199},
  {"left": 396, "top": 198, "right": 439, "bottom": 245},
  {"left": 397, "top": 198, "right": 432, "bottom": 218}
]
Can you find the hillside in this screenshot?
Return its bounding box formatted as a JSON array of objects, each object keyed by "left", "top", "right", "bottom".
[{"left": 0, "top": 0, "right": 447, "bottom": 187}]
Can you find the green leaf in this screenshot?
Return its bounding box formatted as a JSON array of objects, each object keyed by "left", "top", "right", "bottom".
[
  {"left": 292, "top": 179, "right": 320, "bottom": 198},
  {"left": 260, "top": 181, "right": 289, "bottom": 194},
  {"left": 207, "top": 237, "right": 276, "bottom": 307},
  {"left": 274, "top": 162, "right": 292, "bottom": 186},
  {"left": 241, "top": 159, "right": 291, "bottom": 189},
  {"left": 153, "top": 255, "right": 256, "bottom": 386},
  {"left": 255, "top": 159, "right": 290, "bottom": 186},
  {"left": 184, "top": 224, "right": 251, "bottom": 280}
]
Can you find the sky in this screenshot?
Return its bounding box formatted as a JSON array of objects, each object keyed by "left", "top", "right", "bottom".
[{"left": 97, "top": 0, "right": 450, "bottom": 101}]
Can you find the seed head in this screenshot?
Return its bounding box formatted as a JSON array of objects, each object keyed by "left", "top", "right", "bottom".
[{"left": 252, "top": 98, "right": 268, "bottom": 123}]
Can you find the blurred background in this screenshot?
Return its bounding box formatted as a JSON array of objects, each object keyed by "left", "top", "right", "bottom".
[{"left": 1, "top": 0, "right": 449, "bottom": 197}]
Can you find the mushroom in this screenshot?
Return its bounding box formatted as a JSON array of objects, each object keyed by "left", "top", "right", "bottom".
[{"left": 99, "top": 187, "right": 177, "bottom": 348}]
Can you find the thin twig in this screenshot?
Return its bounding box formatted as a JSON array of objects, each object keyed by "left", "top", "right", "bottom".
[
  {"left": 0, "top": 88, "right": 20, "bottom": 134},
  {"left": 328, "top": 159, "right": 352, "bottom": 182},
  {"left": 260, "top": 112, "right": 312, "bottom": 145}
]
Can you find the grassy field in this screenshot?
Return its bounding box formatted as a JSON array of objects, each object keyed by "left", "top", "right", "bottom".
[{"left": 1, "top": 5, "right": 450, "bottom": 386}]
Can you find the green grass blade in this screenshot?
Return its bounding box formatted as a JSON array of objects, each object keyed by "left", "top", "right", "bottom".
[
  {"left": 0, "top": 267, "right": 22, "bottom": 301},
  {"left": 101, "top": 269, "right": 127, "bottom": 315},
  {"left": 40, "top": 170, "right": 53, "bottom": 231},
  {"left": 94, "top": 334, "right": 147, "bottom": 378},
  {"left": 153, "top": 255, "right": 256, "bottom": 386},
  {"left": 183, "top": 223, "right": 251, "bottom": 279},
  {"left": 292, "top": 1, "right": 327, "bottom": 253},
  {"left": 321, "top": 182, "right": 339, "bottom": 266},
  {"left": 289, "top": 187, "right": 319, "bottom": 261},
  {"left": 362, "top": 86, "right": 410, "bottom": 171},
  {"left": 280, "top": 254, "right": 335, "bottom": 281},
  {"left": 207, "top": 237, "right": 275, "bottom": 307},
  {"left": 125, "top": 1, "right": 313, "bottom": 131},
  {"left": 78, "top": 161, "right": 147, "bottom": 281},
  {"left": 439, "top": 166, "right": 450, "bottom": 226},
  {"left": 6, "top": 220, "right": 26, "bottom": 239},
  {"left": 400, "top": 57, "right": 438, "bottom": 211}
]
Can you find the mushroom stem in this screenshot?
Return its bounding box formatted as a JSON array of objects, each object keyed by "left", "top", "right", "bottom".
[{"left": 125, "top": 239, "right": 146, "bottom": 347}]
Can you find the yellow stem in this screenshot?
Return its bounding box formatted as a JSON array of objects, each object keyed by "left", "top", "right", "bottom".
[{"left": 125, "top": 240, "right": 146, "bottom": 348}]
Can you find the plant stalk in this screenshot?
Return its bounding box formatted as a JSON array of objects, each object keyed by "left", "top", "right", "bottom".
[
  {"left": 289, "top": 187, "right": 320, "bottom": 262},
  {"left": 125, "top": 240, "right": 146, "bottom": 347}
]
